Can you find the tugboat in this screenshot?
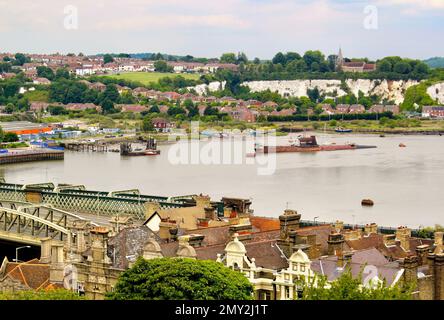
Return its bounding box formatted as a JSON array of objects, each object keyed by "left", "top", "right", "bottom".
[{"left": 335, "top": 127, "right": 353, "bottom": 133}]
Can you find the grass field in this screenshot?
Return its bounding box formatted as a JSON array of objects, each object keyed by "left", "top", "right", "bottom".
[
  {"left": 103, "top": 72, "right": 201, "bottom": 85},
  {"left": 24, "top": 90, "right": 50, "bottom": 102}
]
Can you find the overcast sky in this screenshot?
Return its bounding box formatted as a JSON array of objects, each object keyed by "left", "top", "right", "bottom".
[{"left": 0, "top": 0, "right": 443, "bottom": 60}]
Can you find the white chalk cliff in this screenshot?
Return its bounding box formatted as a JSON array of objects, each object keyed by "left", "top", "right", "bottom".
[
  {"left": 427, "top": 82, "right": 444, "bottom": 104},
  {"left": 190, "top": 79, "right": 444, "bottom": 105}
]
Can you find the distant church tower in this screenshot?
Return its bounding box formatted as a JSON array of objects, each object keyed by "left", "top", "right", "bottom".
[{"left": 335, "top": 48, "right": 344, "bottom": 71}]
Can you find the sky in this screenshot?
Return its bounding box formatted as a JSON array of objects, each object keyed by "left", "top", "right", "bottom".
[{"left": 0, "top": 0, "right": 443, "bottom": 60}]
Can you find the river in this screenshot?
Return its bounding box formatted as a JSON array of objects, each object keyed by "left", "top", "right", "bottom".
[{"left": 0, "top": 133, "right": 443, "bottom": 228}]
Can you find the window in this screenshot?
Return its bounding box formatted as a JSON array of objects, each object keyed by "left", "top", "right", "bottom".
[
  {"left": 292, "top": 264, "right": 298, "bottom": 271},
  {"left": 300, "top": 264, "right": 306, "bottom": 272}
]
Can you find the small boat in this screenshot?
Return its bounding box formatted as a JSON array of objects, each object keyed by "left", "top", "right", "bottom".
[
  {"left": 380, "top": 134, "right": 385, "bottom": 138},
  {"left": 399, "top": 143, "right": 406, "bottom": 148},
  {"left": 361, "top": 199, "right": 374, "bottom": 206},
  {"left": 335, "top": 127, "right": 353, "bottom": 133}
]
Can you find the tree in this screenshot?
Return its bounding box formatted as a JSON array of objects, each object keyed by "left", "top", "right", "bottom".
[
  {"left": 141, "top": 117, "right": 155, "bottom": 132},
  {"left": 0, "top": 62, "right": 11, "bottom": 73},
  {"left": 300, "top": 268, "right": 413, "bottom": 300},
  {"left": 272, "top": 52, "right": 286, "bottom": 65},
  {"left": 48, "top": 105, "right": 68, "bottom": 115},
  {"left": 103, "top": 54, "right": 114, "bottom": 64},
  {"left": 167, "top": 106, "right": 186, "bottom": 116},
  {"left": 393, "top": 61, "right": 412, "bottom": 74},
  {"left": 149, "top": 105, "right": 160, "bottom": 113},
  {"left": 37, "top": 66, "right": 55, "bottom": 80},
  {"left": 236, "top": 52, "right": 248, "bottom": 65},
  {"left": 55, "top": 68, "right": 70, "bottom": 80},
  {"left": 307, "top": 87, "right": 321, "bottom": 103},
  {"left": 220, "top": 53, "right": 237, "bottom": 64},
  {"left": 5, "top": 103, "right": 14, "bottom": 114},
  {"left": 303, "top": 50, "right": 325, "bottom": 70},
  {"left": 101, "top": 99, "right": 117, "bottom": 114},
  {"left": 102, "top": 84, "right": 120, "bottom": 103},
  {"left": 107, "top": 257, "right": 253, "bottom": 300},
  {"left": 204, "top": 106, "right": 219, "bottom": 116},
  {"left": 13, "top": 53, "right": 30, "bottom": 66},
  {"left": 154, "top": 60, "right": 172, "bottom": 73},
  {"left": 285, "top": 52, "right": 301, "bottom": 63},
  {"left": 3, "top": 132, "right": 19, "bottom": 142}
]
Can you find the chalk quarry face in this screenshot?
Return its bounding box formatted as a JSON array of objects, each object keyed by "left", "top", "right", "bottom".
[
  {"left": 191, "top": 80, "right": 444, "bottom": 106},
  {"left": 242, "top": 79, "right": 420, "bottom": 105},
  {"left": 427, "top": 83, "right": 444, "bottom": 104}
]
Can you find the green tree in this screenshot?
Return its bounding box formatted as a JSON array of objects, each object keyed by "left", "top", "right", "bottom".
[
  {"left": 393, "top": 61, "right": 412, "bottom": 74},
  {"left": 141, "top": 117, "right": 155, "bottom": 132},
  {"left": 103, "top": 54, "right": 114, "bottom": 64},
  {"left": 236, "top": 52, "right": 248, "bottom": 65},
  {"left": 272, "top": 52, "right": 287, "bottom": 65},
  {"left": 102, "top": 84, "right": 120, "bottom": 103},
  {"left": 13, "top": 53, "right": 30, "bottom": 66},
  {"left": 107, "top": 257, "right": 253, "bottom": 300},
  {"left": 154, "top": 60, "right": 172, "bottom": 73},
  {"left": 167, "top": 106, "right": 186, "bottom": 116},
  {"left": 220, "top": 53, "right": 237, "bottom": 64},
  {"left": 101, "top": 99, "right": 117, "bottom": 114},
  {"left": 377, "top": 60, "right": 392, "bottom": 72},
  {"left": 149, "top": 105, "right": 160, "bottom": 113},
  {"left": 36, "top": 66, "right": 55, "bottom": 80},
  {"left": 48, "top": 105, "right": 68, "bottom": 115},
  {"left": 55, "top": 68, "right": 70, "bottom": 80},
  {"left": 300, "top": 268, "right": 413, "bottom": 300},
  {"left": 303, "top": 50, "right": 325, "bottom": 70},
  {"left": 3, "top": 132, "right": 19, "bottom": 142}
]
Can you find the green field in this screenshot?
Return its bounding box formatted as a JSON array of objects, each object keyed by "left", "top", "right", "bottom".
[{"left": 103, "top": 72, "right": 201, "bottom": 85}]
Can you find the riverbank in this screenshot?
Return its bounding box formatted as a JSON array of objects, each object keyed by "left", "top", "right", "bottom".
[{"left": 271, "top": 120, "right": 444, "bottom": 136}]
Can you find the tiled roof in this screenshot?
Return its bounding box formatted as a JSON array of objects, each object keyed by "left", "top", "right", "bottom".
[{"left": 2, "top": 259, "right": 50, "bottom": 290}]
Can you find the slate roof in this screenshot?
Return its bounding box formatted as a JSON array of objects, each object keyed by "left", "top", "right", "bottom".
[{"left": 311, "top": 248, "right": 402, "bottom": 285}]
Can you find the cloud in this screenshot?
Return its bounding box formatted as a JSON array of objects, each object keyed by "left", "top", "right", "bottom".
[
  {"left": 94, "top": 14, "right": 249, "bottom": 31},
  {"left": 0, "top": 0, "right": 442, "bottom": 59},
  {"left": 376, "top": 0, "right": 444, "bottom": 10}
]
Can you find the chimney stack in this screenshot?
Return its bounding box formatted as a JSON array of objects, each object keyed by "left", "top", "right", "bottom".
[
  {"left": 383, "top": 234, "right": 396, "bottom": 247},
  {"left": 337, "top": 251, "right": 353, "bottom": 268},
  {"left": 364, "top": 223, "right": 378, "bottom": 236},
  {"left": 434, "top": 232, "right": 444, "bottom": 254},
  {"left": 327, "top": 232, "right": 345, "bottom": 256},
  {"left": 279, "top": 209, "right": 301, "bottom": 241},
  {"left": 416, "top": 244, "right": 430, "bottom": 266},
  {"left": 333, "top": 220, "right": 344, "bottom": 233},
  {"left": 396, "top": 226, "right": 411, "bottom": 252}
]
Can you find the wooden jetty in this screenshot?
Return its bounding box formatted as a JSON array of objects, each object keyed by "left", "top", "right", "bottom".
[
  {"left": 63, "top": 142, "right": 108, "bottom": 152},
  {"left": 0, "top": 150, "right": 64, "bottom": 165}
]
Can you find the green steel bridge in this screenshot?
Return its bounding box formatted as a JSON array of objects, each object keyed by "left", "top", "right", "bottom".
[
  {"left": 0, "top": 200, "right": 98, "bottom": 246},
  {"left": 0, "top": 182, "right": 195, "bottom": 220}
]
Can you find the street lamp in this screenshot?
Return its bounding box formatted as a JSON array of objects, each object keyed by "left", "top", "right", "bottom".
[
  {"left": 313, "top": 216, "right": 319, "bottom": 225},
  {"left": 15, "top": 246, "right": 31, "bottom": 263}
]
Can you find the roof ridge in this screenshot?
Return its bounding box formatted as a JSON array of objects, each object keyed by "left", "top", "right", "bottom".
[{"left": 17, "top": 266, "right": 29, "bottom": 288}]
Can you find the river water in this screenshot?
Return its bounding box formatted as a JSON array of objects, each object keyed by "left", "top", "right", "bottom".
[{"left": 0, "top": 133, "right": 443, "bottom": 228}]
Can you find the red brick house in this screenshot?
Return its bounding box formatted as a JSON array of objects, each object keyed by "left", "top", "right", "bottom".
[{"left": 152, "top": 118, "right": 174, "bottom": 132}]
